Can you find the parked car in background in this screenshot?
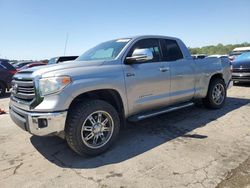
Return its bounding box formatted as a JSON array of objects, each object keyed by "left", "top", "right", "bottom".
[
  {"left": 10, "top": 35, "right": 231, "bottom": 156},
  {"left": 206, "top": 55, "right": 230, "bottom": 65},
  {"left": 192, "top": 54, "right": 207, "bottom": 59},
  {"left": 9, "top": 60, "right": 18, "bottom": 65},
  {"left": 14, "top": 61, "right": 33, "bottom": 70},
  {"left": 232, "top": 52, "right": 250, "bottom": 83},
  {"left": 0, "top": 59, "right": 17, "bottom": 97},
  {"left": 48, "top": 56, "right": 78, "bottom": 65},
  {"left": 18, "top": 62, "right": 47, "bottom": 71},
  {"left": 229, "top": 47, "right": 250, "bottom": 62},
  {"left": 207, "top": 54, "right": 228, "bottom": 58}
]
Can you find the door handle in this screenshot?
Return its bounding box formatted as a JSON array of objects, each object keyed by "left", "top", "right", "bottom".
[
  {"left": 126, "top": 73, "right": 135, "bottom": 77},
  {"left": 159, "top": 67, "right": 169, "bottom": 72}
]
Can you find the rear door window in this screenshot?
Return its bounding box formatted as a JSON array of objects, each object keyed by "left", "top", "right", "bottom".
[{"left": 160, "top": 39, "right": 183, "bottom": 61}]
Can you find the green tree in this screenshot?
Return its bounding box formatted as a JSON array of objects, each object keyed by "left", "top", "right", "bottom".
[{"left": 189, "top": 42, "right": 250, "bottom": 55}]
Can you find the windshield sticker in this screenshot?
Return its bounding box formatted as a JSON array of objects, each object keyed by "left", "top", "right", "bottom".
[{"left": 116, "top": 39, "right": 130, "bottom": 43}]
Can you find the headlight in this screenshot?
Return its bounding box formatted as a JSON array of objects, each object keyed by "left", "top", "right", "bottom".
[{"left": 38, "top": 76, "right": 71, "bottom": 96}]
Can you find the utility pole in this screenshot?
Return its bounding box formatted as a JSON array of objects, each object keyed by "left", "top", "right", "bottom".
[{"left": 63, "top": 32, "right": 69, "bottom": 56}]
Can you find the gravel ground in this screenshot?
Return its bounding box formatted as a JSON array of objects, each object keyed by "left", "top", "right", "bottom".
[
  {"left": 217, "top": 156, "right": 250, "bottom": 188},
  {"left": 0, "top": 84, "right": 250, "bottom": 188}
]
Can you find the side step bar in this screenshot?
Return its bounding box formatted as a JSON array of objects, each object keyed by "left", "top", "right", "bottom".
[{"left": 128, "top": 102, "right": 194, "bottom": 122}]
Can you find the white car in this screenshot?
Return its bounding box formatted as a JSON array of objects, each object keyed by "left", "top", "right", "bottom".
[
  {"left": 206, "top": 55, "right": 231, "bottom": 67},
  {"left": 207, "top": 54, "right": 228, "bottom": 58}
]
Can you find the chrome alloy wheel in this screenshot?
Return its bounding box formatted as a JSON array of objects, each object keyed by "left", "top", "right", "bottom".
[
  {"left": 212, "top": 83, "right": 225, "bottom": 105},
  {"left": 81, "top": 111, "right": 114, "bottom": 149}
]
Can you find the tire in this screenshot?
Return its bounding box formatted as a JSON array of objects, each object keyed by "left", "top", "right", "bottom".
[
  {"left": 203, "top": 78, "right": 226, "bottom": 109},
  {"left": 65, "top": 99, "right": 120, "bottom": 156},
  {"left": 0, "top": 82, "right": 6, "bottom": 98}
]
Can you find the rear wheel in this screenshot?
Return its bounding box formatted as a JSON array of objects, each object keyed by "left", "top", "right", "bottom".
[
  {"left": 65, "top": 100, "right": 120, "bottom": 156},
  {"left": 0, "top": 82, "right": 6, "bottom": 98},
  {"left": 203, "top": 78, "right": 226, "bottom": 109}
]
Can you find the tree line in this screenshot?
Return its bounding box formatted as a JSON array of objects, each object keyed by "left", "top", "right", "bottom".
[{"left": 189, "top": 42, "right": 250, "bottom": 55}]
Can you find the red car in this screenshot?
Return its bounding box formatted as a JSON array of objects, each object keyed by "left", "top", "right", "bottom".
[{"left": 17, "top": 62, "right": 47, "bottom": 71}]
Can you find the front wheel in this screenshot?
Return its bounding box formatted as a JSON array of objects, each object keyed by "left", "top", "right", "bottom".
[
  {"left": 65, "top": 100, "right": 120, "bottom": 156},
  {"left": 203, "top": 78, "right": 226, "bottom": 109}
]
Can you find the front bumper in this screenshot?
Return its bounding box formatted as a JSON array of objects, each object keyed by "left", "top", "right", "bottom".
[{"left": 9, "top": 105, "right": 67, "bottom": 136}]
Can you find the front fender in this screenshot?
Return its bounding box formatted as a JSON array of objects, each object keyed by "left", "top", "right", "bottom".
[{"left": 34, "top": 77, "right": 128, "bottom": 116}]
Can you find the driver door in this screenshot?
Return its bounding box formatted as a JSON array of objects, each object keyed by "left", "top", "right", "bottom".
[{"left": 123, "top": 38, "right": 171, "bottom": 115}]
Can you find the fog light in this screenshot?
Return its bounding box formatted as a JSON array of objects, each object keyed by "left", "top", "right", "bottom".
[{"left": 38, "top": 119, "right": 48, "bottom": 128}]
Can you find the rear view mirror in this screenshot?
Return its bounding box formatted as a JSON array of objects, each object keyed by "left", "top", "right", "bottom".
[{"left": 126, "top": 48, "right": 153, "bottom": 63}]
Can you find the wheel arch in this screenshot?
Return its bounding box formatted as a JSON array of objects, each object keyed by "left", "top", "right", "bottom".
[
  {"left": 209, "top": 73, "right": 224, "bottom": 83},
  {"left": 202, "top": 73, "right": 227, "bottom": 109},
  {"left": 205, "top": 73, "right": 225, "bottom": 97},
  {"left": 68, "top": 89, "right": 126, "bottom": 126}
]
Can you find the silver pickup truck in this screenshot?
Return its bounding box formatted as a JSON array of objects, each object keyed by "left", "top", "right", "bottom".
[{"left": 9, "top": 35, "right": 231, "bottom": 156}]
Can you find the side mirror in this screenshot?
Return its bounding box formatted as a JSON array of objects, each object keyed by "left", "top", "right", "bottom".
[{"left": 125, "top": 48, "right": 153, "bottom": 63}]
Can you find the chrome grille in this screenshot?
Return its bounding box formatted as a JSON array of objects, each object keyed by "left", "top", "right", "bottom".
[
  {"left": 12, "top": 79, "right": 35, "bottom": 102},
  {"left": 232, "top": 68, "right": 250, "bottom": 73}
]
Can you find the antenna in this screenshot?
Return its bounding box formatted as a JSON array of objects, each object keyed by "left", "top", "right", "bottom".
[{"left": 63, "top": 32, "right": 69, "bottom": 56}]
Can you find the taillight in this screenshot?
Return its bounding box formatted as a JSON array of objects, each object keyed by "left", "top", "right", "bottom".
[{"left": 8, "top": 70, "right": 17, "bottom": 74}]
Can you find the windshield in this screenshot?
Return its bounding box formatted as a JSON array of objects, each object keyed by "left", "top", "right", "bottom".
[
  {"left": 76, "top": 39, "right": 131, "bottom": 61},
  {"left": 235, "top": 52, "right": 250, "bottom": 62},
  {"left": 48, "top": 57, "right": 59, "bottom": 65}
]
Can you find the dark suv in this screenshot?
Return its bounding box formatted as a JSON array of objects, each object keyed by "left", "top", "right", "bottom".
[
  {"left": 232, "top": 52, "right": 250, "bottom": 83},
  {"left": 0, "top": 59, "right": 17, "bottom": 97}
]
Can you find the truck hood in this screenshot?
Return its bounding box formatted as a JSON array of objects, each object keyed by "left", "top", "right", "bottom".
[
  {"left": 233, "top": 59, "right": 250, "bottom": 69},
  {"left": 17, "top": 60, "right": 106, "bottom": 77}
]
